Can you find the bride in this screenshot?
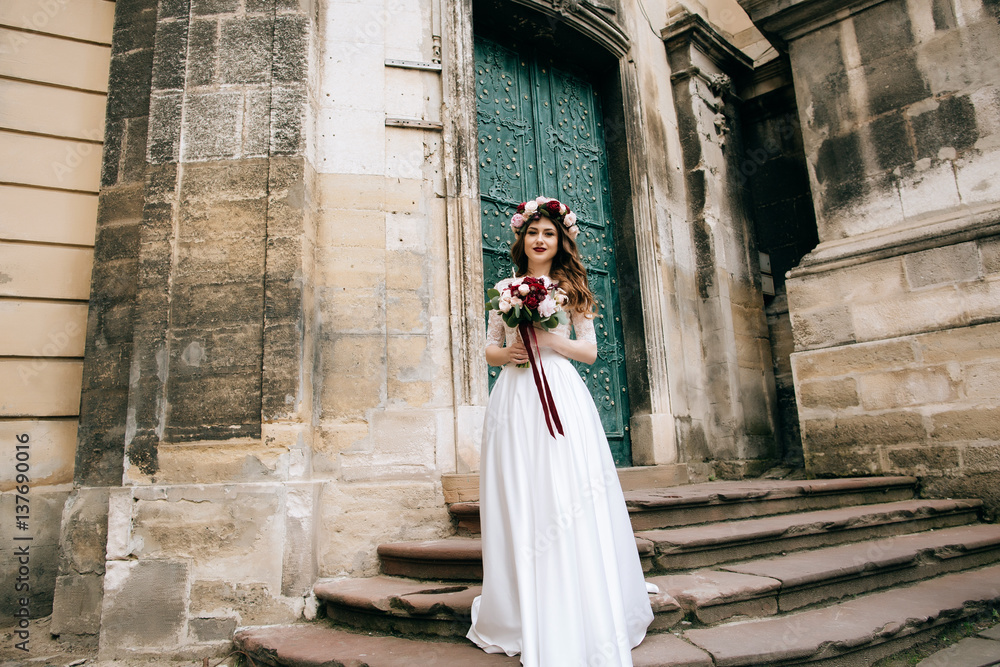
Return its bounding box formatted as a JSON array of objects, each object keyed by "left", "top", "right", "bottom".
[{"left": 467, "top": 196, "right": 653, "bottom": 666}]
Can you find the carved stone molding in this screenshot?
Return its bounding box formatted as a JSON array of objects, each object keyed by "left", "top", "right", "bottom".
[
  {"left": 738, "top": 0, "right": 891, "bottom": 46},
  {"left": 511, "top": 0, "right": 630, "bottom": 56}
]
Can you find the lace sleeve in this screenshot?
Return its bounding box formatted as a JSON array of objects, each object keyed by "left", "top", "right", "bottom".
[
  {"left": 486, "top": 309, "right": 506, "bottom": 349},
  {"left": 572, "top": 310, "right": 597, "bottom": 344}
]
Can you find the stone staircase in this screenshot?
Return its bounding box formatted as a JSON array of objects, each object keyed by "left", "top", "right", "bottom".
[{"left": 234, "top": 475, "right": 1000, "bottom": 666}]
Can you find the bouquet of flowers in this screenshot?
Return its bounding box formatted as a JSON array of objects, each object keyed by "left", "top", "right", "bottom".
[{"left": 486, "top": 275, "right": 568, "bottom": 368}]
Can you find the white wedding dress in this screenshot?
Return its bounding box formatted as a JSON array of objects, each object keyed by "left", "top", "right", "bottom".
[{"left": 467, "top": 278, "right": 653, "bottom": 667}]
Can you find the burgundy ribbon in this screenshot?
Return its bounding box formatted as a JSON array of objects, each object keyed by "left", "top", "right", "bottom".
[{"left": 518, "top": 321, "right": 564, "bottom": 438}]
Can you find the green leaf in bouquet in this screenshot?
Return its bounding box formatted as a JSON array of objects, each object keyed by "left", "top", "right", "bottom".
[
  {"left": 487, "top": 288, "right": 500, "bottom": 299},
  {"left": 555, "top": 310, "right": 569, "bottom": 325},
  {"left": 542, "top": 317, "right": 558, "bottom": 329}
]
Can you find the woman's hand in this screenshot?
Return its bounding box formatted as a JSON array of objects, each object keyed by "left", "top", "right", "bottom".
[
  {"left": 530, "top": 326, "right": 557, "bottom": 349},
  {"left": 506, "top": 336, "right": 529, "bottom": 365}
]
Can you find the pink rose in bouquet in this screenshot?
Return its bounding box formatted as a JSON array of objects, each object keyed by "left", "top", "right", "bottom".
[{"left": 486, "top": 276, "right": 568, "bottom": 368}]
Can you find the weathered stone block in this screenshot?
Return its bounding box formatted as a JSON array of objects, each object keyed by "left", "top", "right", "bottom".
[
  {"left": 57, "top": 487, "right": 110, "bottom": 576},
  {"left": 788, "top": 260, "right": 907, "bottom": 312},
  {"left": 813, "top": 133, "right": 864, "bottom": 193},
  {"left": 50, "top": 572, "right": 104, "bottom": 635},
  {"left": 963, "top": 275, "right": 1000, "bottom": 323},
  {"left": 164, "top": 373, "right": 262, "bottom": 441},
  {"left": 320, "top": 247, "right": 385, "bottom": 288},
  {"left": 322, "top": 287, "right": 385, "bottom": 333},
  {"left": 281, "top": 482, "right": 320, "bottom": 596},
  {"left": 931, "top": 407, "right": 1000, "bottom": 441},
  {"left": 981, "top": 237, "right": 1000, "bottom": 275},
  {"left": 181, "top": 92, "right": 241, "bottom": 161},
  {"left": 121, "top": 116, "right": 149, "bottom": 182},
  {"left": 186, "top": 19, "right": 219, "bottom": 87},
  {"left": 790, "top": 304, "right": 854, "bottom": 349},
  {"left": 857, "top": 367, "right": 958, "bottom": 410},
  {"left": 147, "top": 91, "right": 183, "bottom": 163},
  {"left": 904, "top": 242, "right": 980, "bottom": 289},
  {"left": 151, "top": 16, "right": 188, "bottom": 91},
  {"left": 191, "top": 0, "right": 238, "bottom": 16},
  {"left": 100, "top": 560, "right": 188, "bottom": 654},
  {"left": 272, "top": 15, "right": 308, "bottom": 83},
  {"left": 175, "top": 237, "right": 265, "bottom": 281},
  {"left": 244, "top": 89, "right": 272, "bottom": 157},
  {"left": 852, "top": 0, "right": 913, "bottom": 62},
  {"left": 791, "top": 338, "right": 915, "bottom": 381},
  {"left": 317, "top": 481, "right": 448, "bottom": 576},
  {"left": 180, "top": 159, "right": 269, "bottom": 200},
  {"left": 864, "top": 53, "right": 930, "bottom": 117},
  {"left": 870, "top": 112, "right": 912, "bottom": 171},
  {"left": 190, "top": 580, "right": 295, "bottom": 626},
  {"left": 129, "top": 486, "right": 283, "bottom": 585},
  {"left": 923, "top": 472, "right": 1000, "bottom": 518},
  {"left": 964, "top": 360, "right": 1000, "bottom": 399},
  {"left": 803, "top": 411, "right": 926, "bottom": 447},
  {"left": 963, "top": 443, "right": 1000, "bottom": 473},
  {"left": 106, "top": 48, "right": 155, "bottom": 123},
  {"left": 220, "top": 17, "right": 273, "bottom": 85},
  {"left": 318, "top": 208, "right": 386, "bottom": 248},
  {"left": 911, "top": 94, "right": 979, "bottom": 160},
  {"left": 798, "top": 378, "right": 859, "bottom": 409},
  {"left": 917, "top": 321, "right": 1000, "bottom": 363},
  {"left": 170, "top": 282, "right": 264, "bottom": 329},
  {"left": 887, "top": 444, "right": 959, "bottom": 472},
  {"left": 270, "top": 85, "right": 307, "bottom": 155},
  {"left": 189, "top": 616, "right": 237, "bottom": 642},
  {"left": 386, "top": 291, "right": 428, "bottom": 334},
  {"left": 805, "top": 443, "right": 883, "bottom": 477},
  {"left": 851, "top": 287, "right": 967, "bottom": 342},
  {"left": 97, "top": 182, "right": 143, "bottom": 229},
  {"left": 317, "top": 173, "right": 385, "bottom": 210}
]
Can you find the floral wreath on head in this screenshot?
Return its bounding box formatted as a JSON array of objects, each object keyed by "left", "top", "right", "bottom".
[{"left": 510, "top": 196, "right": 580, "bottom": 240}]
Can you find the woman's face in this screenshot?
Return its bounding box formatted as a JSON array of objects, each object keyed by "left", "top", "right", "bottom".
[{"left": 524, "top": 217, "right": 559, "bottom": 265}]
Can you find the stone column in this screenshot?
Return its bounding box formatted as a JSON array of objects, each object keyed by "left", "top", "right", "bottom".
[
  {"left": 664, "top": 8, "right": 780, "bottom": 477},
  {"left": 742, "top": 0, "right": 1000, "bottom": 510},
  {"left": 52, "top": 0, "right": 320, "bottom": 656}
]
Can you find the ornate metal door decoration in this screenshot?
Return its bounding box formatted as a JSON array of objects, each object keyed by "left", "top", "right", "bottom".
[{"left": 475, "top": 36, "right": 633, "bottom": 465}]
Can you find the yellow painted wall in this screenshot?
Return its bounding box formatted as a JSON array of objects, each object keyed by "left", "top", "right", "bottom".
[{"left": 0, "top": 0, "right": 115, "bottom": 490}]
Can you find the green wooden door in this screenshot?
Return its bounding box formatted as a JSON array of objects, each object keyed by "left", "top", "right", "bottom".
[{"left": 475, "top": 35, "right": 633, "bottom": 466}]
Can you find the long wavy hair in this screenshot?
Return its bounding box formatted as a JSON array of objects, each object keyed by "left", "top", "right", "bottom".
[{"left": 510, "top": 214, "right": 595, "bottom": 315}]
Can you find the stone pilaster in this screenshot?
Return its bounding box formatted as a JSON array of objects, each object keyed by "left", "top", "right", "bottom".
[
  {"left": 664, "top": 9, "right": 780, "bottom": 476},
  {"left": 53, "top": 0, "right": 320, "bottom": 656}
]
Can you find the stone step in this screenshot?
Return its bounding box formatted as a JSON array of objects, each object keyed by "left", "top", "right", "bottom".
[
  {"left": 376, "top": 535, "right": 657, "bottom": 580},
  {"left": 682, "top": 562, "right": 1000, "bottom": 666},
  {"left": 648, "top": 523, "right": 1000, "bottom": 625},
  {"left": 314, "top": 574, "right": 683, "bottom": 638},
  {"left": 233, "top": 623, "right": 715, "bottom": 667},
  {"left": 638, "top": 497, "right": 982, "bottom": 571},
  {"left": 441, "top": 464, "right": 691, "bottom": 503},
  {"left": 449, "top": 476, "right": 917, "bottom": 534}
]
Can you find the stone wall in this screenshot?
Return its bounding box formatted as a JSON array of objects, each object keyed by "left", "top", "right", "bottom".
[
  {"left": 791, "top": 242, "right": 1000, "bottom": 511},
  {"left": 740, "top": 0, "right": 1000, "bottom": 510}
]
